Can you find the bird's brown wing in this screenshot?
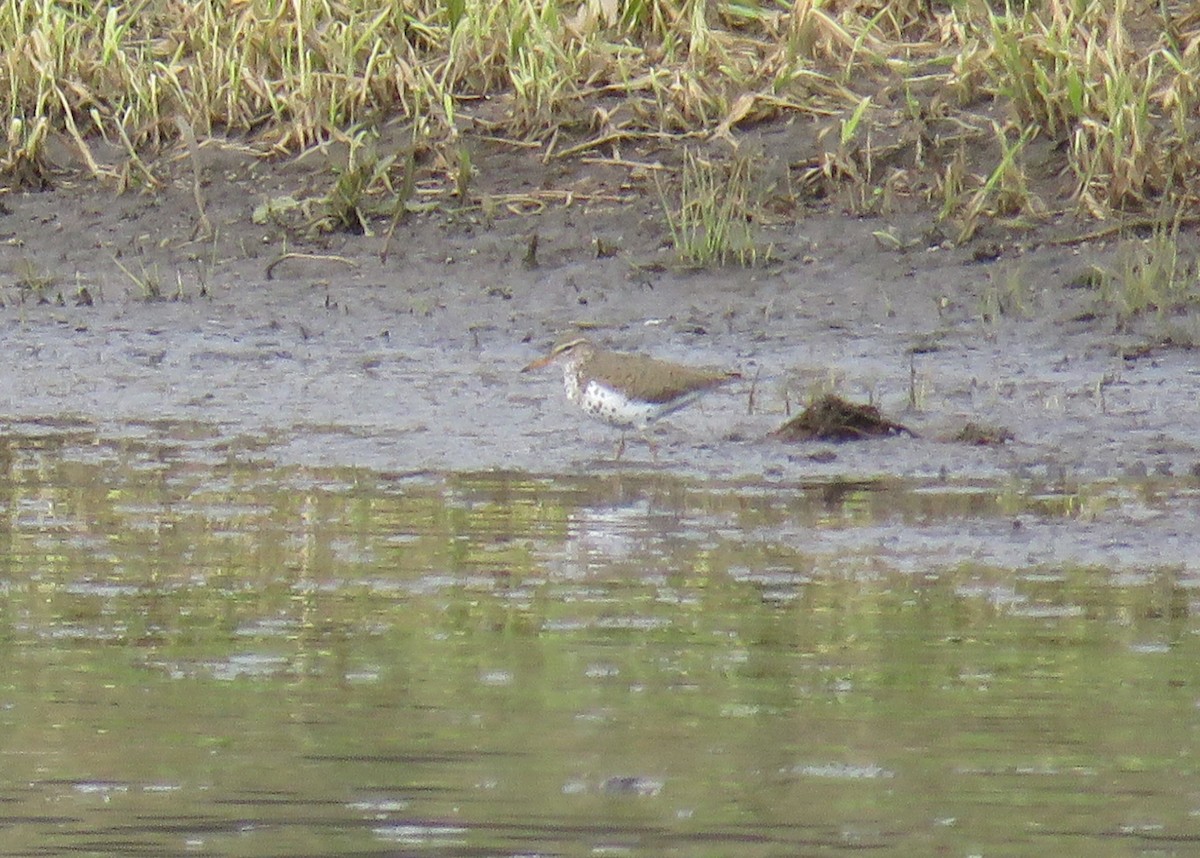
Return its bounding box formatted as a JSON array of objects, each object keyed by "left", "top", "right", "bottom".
[{"left": 587, "top": 351, "right": 736, "bottom": 404}]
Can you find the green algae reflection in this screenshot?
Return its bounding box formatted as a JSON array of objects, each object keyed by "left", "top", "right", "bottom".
[{"left": 1, "top": 425, "right": 1199, "bottom": 856}]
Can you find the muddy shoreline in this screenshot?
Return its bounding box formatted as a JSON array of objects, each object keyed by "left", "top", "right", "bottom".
[{"left": 2, "top": 156, "right": 1198, "bottom": 484}]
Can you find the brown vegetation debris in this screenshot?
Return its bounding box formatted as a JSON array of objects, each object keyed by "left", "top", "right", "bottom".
[
  {"left": 770, "top": 394, "right": 914, "bottom": 442},
  {"left": 952, "top": 422, "right": 1015, "bottom": 446}
]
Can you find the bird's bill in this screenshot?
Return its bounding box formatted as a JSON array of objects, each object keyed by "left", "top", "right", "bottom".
[{"left": 521, "top": 354, "right": 555, "bottom": 372}]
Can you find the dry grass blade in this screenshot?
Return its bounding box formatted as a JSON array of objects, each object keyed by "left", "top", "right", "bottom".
[{"left": 0, "top": 0, "right": 1195, "bottom": 242}]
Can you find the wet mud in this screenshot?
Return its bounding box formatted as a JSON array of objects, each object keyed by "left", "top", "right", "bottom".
[
  {"left": 2, "top": 146, "right": 1199, "bottom": 483},
  {"left": 4, "top": 134, "right": 1200, "bottom": 854}
]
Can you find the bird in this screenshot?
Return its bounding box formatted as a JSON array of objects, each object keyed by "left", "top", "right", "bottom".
[{"left": 521, "top": 336, "right": 739, "bottom": 458}]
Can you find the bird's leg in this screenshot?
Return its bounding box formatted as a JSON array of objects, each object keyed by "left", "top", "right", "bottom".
[{"left": 613, "top": 432, "right": 627, "bottom": 460}]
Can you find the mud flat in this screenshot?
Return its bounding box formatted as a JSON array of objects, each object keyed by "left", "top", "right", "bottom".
[{"left": 2, "top": 156, "right": 1198, "bottom": 484}]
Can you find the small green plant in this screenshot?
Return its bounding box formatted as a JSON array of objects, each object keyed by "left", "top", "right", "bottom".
[
  {"left": 955, "top": 122, "right": 1038, "bottom": 243},
  {"left": 454, "top": 145, "right": 473, "bottom": 200},
  {"left": 657, "top": 148, "right": 765, "bottom": 267},
  {"left": 320, "top": 130, "right": 398, "bottom": 235},
  {"left": 978, "top": 264, "right": 1035, "bottom": 324},
  {"left": 1101, "top": 218, "right": 1200, "bottom": 328},
  {"left": 2, "top": 116, "right": 51, "bottom": 188},
  {"left": 14, "top": 258, "right": 55, "bottom": 302},
  {"left": 112, "top": 255, "right": 163, "bottom": 301},
  {"left": 812, "top": 95, "right": 882, "bottom": 214}
]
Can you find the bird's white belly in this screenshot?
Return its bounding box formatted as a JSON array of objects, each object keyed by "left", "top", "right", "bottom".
[{"left": 577, "top": 380, "right": 660, "bottom": 429}]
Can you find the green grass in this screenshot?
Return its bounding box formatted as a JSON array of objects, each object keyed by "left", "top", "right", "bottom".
[
  {"left": 1, "top": 0, "right": 1199, "bottom": 262},
  {"left": 1101, "top": 218, "right": 1200, "bottom": 337},
  {"left": 657, "top": 147, "right": 766, "bottom": 266}
]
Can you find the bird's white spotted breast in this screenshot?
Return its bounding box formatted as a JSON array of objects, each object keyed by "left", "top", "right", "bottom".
[
  {"left": 562, "top": 367, "right": 584, "bottom": 404},
  {"left": 579, "top": 380, "right": 660, "bottom": 429}
]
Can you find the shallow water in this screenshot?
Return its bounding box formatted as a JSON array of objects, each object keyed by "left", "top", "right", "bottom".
[{"left": 2, "top": 422, "right": 1200, "bottom": 857}]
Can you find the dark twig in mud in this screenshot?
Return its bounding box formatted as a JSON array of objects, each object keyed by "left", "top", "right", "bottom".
[
  {"left": 176, "top": 117, "right": 211, "bottom": 241},
  {"left": 747, "top": 366, "right": 761, "bottom": 416},
  {"left": 1042, "top": 215, "right": 1200, "bottom": 247},
  {"left": 265, "top": 253, "right": 359, "bottom": 280},
  {"left": 379, "top": 150, "right": 417, "bottom": 265}
]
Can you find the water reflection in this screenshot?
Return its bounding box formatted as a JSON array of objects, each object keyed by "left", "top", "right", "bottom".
[{"left": 0, "top": 421, "right": 1199, "bottom": 856}]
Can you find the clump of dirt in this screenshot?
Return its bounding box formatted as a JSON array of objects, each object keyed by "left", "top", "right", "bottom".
[
  {"left": 770, "top": 395, "right": 914, "bottom": 442},
  {"left": 953, "top": 422, "right": 1015, "bottom": 446}
]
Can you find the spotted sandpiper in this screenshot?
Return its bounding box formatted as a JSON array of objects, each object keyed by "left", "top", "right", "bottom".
[{"left": 521, "top": 336, "right": 739, "bottom": 457}]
